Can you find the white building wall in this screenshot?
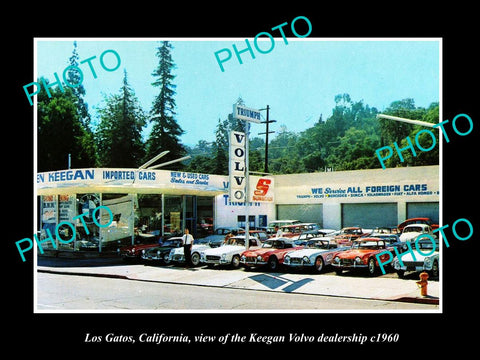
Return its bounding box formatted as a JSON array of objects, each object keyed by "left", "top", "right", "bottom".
[
  {"left": 214, "top": 193, "right": 276, "bottom": 229},
  {"left": 273, "top": 165, "right": 440, "bottom": 229}
]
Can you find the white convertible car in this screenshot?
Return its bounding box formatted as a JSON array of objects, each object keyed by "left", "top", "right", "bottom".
[
  {"left": 168, "top": 244, "right": 211, "bottom": 266},
  {"left": 393, "top": 239, "right": 439, "bottom": 278},
  {"left": 200, "top": 236, "right": 262, "bottom": 269}
]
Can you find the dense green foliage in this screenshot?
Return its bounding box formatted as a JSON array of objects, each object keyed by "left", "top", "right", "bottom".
[{"left": 186, "top": 94, "right": 439, "bottom": 174}]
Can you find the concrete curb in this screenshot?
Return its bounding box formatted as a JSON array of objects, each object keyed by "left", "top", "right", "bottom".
[{"left": 37, "top": 264, "right": 439, "bottom": 306}]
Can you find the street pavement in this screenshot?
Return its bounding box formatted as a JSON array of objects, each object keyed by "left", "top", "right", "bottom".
[{"left": 36, "top": 255, "right": 440, "bottom": 308}]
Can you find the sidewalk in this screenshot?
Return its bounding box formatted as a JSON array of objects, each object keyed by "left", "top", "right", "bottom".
[{"left": 37, "top": 256, "right": 440, "bottom": 307}]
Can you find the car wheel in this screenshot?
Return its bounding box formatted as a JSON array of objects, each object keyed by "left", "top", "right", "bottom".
[
  {"left": 430, "top": 259, "right": 439, "bottom": 278},
  {"left": 367, "top": 258, "right": 377, "bottom": 276},
  {"left": 191, "top": 252, "right": 200, "bottom": 266},
  {"left": 335, "top": 268, "right": 343, "bottom": 275},
  {"left": 231, "top": 255, "right": 241, "bottom": 269},
  {"left": 163, "top": 253, "right": 171, "bottom": 265},
  {"left": 268, "top": 256, "right": 278, "bottom": 271},
  {"left": 314, "top": 256, "right": 324, "bottom": 273}
]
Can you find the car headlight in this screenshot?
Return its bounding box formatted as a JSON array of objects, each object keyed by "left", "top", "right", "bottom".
[
  {"left": 334, "top": 256, "right": 340, "bottom": 263},
  {"left": 221, "top": 253, "right": 227, "bottom": 260},
  {"left": 302, "top": 256, "right": 310, "bottom": 264},
  {"left": 157, "top": 250, "right": 161, "bottom": 256},
  {"left": 284, "top": 255, "right": 290, "bottom": 264},
  {"left": 257, "top": 255, "right": 263, "bottom": 261},
  {"left": 241, "top": 255, "right": 246, "bottom": 261},
  {"left": 142, "top": 249, "right": 146, "bottom": 254},
  {"left": 355, "top": 256, "right": 362, "bottom": 264}
]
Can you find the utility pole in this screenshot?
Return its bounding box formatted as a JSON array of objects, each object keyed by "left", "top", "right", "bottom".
[{"left": 258, "top": 105, "right": 276, "bottom": 173}]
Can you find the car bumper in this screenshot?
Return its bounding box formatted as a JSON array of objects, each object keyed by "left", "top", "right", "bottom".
[
  {"left": 142, "top": 254, "right": 161, "bottom": 261},
  {"left": 284, "top": 260, "right": 313, "bottom": 269},
  {"left": 394, "top": 262, "right": 431, "bottom": 272},
  {"left": 120, "top": 252, "right": 138, "bottom": 258},
  {"left": 331, "top": 263, "right": 368, "bottom": 269},
  {"left": 202, "top": 257, "right": 231, "bottom": 265},
  {"left": 240, "top": 259, "right": 267, "bottom": 267},
  {"left": 169, "top": 254, "right": 185, "bottom": 262}
]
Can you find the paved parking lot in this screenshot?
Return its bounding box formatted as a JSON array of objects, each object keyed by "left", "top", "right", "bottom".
[{"left": 37, "top": 256, "right": 440, "bottom": 307}]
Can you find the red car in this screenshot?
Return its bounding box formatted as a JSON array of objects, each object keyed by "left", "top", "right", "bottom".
[
  {"left": 397, "top": 217, "right": 439, "bottom": 232},
  {"left": 118, "top": 233, "right": 160, "bottom": 261},
  {"left": 240, "top": 238, "right": 303, "bottom": 271},
  {"left": 331, "top": 238, "right": 395, "bottom": 276}
]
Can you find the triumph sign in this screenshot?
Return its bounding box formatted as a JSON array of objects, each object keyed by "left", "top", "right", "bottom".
[
  {"left": 229, "top": 131, "right": 247, "bottom": 201},
  {"left": 233, "top": 104, "right": 262, "bottom": 123}
]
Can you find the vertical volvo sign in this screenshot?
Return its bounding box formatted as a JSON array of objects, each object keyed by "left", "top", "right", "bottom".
[
  {"left": 230, "top": 103, "right": 262, "bottom": 250},
  {"left": 229, "top": 131, "right": 247, "bottom": 201}
]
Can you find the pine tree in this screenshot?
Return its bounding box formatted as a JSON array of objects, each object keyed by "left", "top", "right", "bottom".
[
  {"left": 66, "top": 41, "right": 91, "bottom": 127},
  {"left": 65, "top": 41, "right": 98, "bottom": 167},
  {"left": 96, "top": 70, "right": 146, "bottom": 167},
  {"left": 145, "top": 41, "right": 185, "bottom": 168}
]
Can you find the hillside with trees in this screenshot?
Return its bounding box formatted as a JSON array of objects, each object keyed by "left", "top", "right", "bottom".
[
  {"left": 36, "top": 41, "right": 439, "bottom": 174},
  {"left": 185, "top": 94, "right": 439, "bottom": 174}
]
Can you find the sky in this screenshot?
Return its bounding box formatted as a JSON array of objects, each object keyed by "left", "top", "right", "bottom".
[{"left": 35, "top": 38, "right": 440, "bottom": 147}]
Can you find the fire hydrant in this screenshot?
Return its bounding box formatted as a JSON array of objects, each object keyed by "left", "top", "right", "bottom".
[{"left": 416, "top": 271, "right": 429, "bottom": 296}]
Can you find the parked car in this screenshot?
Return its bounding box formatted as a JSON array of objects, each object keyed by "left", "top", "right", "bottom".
[
  {"left": 334, "top": 227, "right": 370, "bottom": 246},
  {"left": 332, "top": 238, "right": 396, "bottom": 276},
  {"left": 294, "top": 229, "right": 336, "bottom": 245},
  {"left": 118, "top": 235, "right": 160, "bottom": 261},
  {"left": 197, "top": 227, "right": 244, "bottom": 248},
  {"left": 283, "top": 239, "right": 350, "bottom": 273},
  {"left": 141, "top": 237, "right": 184, "bottom": 264},
  {"left": 240, "top": 238, "right": 303, "bottom": 271},
  {"left": 279, "top": 223, "right": 320, "bottom": 240},
  {"left": 399, "top": 224, "right": 435, "bottom": 243},
  {"left": 393, "top": 239, "right": 439, "bottom": 278},
  {"left": 369, "top": 232, "right": 401, "bottom": 245},
  {"left": 200, "top": 236, "right": 262, "bottom": 269},
  {"left": 168, "top": 244, "right": 211, "bottom": 267},
  {"left": 397, "top": 217, "right": 439, "bottom": 232},
  {"left": 266, "top": 220, "right": 301, "bottom": 235}
]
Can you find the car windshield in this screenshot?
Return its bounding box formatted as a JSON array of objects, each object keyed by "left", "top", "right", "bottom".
[
  {"left": 262, "top": 240, "right": 284, "bottom": 249},
  {"left": 343, "top": 228, "right": 361, "bottom": 235},
  {"left": 225, "top": 238, "right": 245, "bottom": 246},
  {"left": 305, "top": 240, "right": 331, "bottom": 249},
  {"left": 404, "top": 226, "right": 424, "bottom": 233},
  {"left": 162, "top": 240, "right": 181, "bottom": 247},
  {"left": 352, "top": 240, "right": 383, "bottom": 249},
  {"left": 373, "top": 235, "right": 398, "bottom": 243},
  {"left": 281, "top": 227, "right": 300, "bottom": 233}
]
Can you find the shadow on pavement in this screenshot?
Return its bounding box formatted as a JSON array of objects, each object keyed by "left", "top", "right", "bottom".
[
  {"left": 249, "top": 273, "right": 314, "bottom": 292},
  {"left": 38, "top": 256, "right": 125, "bottom": 268}
]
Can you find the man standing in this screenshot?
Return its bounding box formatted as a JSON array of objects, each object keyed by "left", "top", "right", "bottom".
[
  {"left": 182, "top": 228, "right": 194, "bottom": 267},
  {"left": 275, "top": 225, "right": 283, "bottom": 238}
]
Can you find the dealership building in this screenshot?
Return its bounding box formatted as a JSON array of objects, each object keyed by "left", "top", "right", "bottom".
[{"left": 36, "top": 165, "right": 439, "bottom": 252}]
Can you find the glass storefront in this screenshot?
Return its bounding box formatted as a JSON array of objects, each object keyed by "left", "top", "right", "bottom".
[{"left": 38, "top": 193, "right": 214, "bottom": 252}]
